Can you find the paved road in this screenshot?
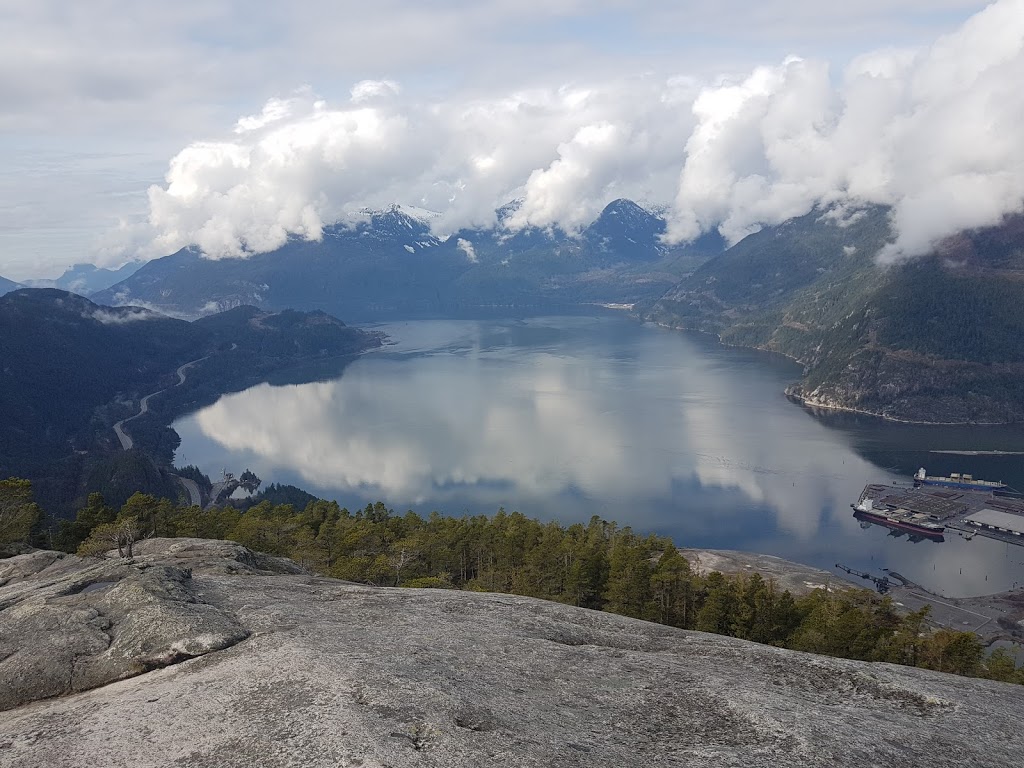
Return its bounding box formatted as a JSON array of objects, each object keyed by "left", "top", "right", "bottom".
[
  {"left": 883, "top": 580, "right": 1024, "bottom": 642},
  {"left": 112, "top": 388, "right": 164, "bottom": 450},
  {"left": 176, "top": 476, "right": 202, "bottom": 507},
  {"left": 113, "top": 357, "right": 207, "bottom": 451}
]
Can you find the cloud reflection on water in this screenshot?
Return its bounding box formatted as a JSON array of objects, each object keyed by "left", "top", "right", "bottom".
[
  {"left": 175, "top": 317, "right": 1024, "bottom": 597},
  {"left": 188, "top": 318, "right": 880, "bottom": 543}
]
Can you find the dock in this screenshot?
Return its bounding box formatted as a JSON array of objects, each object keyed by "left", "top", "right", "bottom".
[{"left": 855, "top": 479, "right": 1024, "bottom": 547}]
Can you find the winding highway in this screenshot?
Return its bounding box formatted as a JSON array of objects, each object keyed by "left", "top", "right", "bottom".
[
  {"left": 113, "top": 356, "right": 208, "bottom": 451},
  {"left": 112, "top": 356, "right": 209, "bottom": 507}
]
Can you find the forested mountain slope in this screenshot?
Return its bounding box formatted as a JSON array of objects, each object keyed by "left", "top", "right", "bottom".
[
  {"left": 0, "top": 289, "right": 380, "bottom": 514},
  {"left": 645, "top": 209, "right": 1024, "bottom": 423}
]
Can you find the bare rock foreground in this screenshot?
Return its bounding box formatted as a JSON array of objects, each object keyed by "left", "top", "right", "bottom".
[{"left": 1, "top": 538, "right": 1022, "bottom": 767}]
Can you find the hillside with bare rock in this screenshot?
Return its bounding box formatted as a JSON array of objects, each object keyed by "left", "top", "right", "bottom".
[{"left": 1, "top": 538, "right": 1022, "bottom": 767}]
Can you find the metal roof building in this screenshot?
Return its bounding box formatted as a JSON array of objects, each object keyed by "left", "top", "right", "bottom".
[{"left": 965, "top": 509, "right": 1024, "bottom": 536}]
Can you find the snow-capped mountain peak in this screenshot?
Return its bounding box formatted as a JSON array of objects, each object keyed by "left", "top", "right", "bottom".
[
  {"left": 333, "top": 204, "right": 443, "bottom": 251},
  {"left": 354, "top": 203, "right": 442, "bottom": 225}
]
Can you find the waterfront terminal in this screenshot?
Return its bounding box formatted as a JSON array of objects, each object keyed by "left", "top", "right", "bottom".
[{"left": 854, "top": 468, "right": 1024, "bottom": 546}]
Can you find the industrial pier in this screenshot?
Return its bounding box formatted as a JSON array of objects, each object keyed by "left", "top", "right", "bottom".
[{"left": 854, "top": 469, "right": 1024, "bottom": 546}]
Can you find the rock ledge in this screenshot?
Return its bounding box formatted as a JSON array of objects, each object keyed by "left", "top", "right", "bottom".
[{"left": 1, "top": 538, "right": 1022, "bottom": 767}]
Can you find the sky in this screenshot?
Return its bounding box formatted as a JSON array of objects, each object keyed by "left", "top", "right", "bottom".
[{"left": 1, "top": 0, "right": 1021, "bottom": 281}]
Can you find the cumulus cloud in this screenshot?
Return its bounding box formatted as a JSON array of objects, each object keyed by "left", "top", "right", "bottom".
[
  {"left": 2, "top": 1, "right": 1007, "bottom": 280},
  {"left": 123, "top": 0, "right": 1024, "bottom": 265},
  {"left": 146, "top": 90, "right": 420, "bottom": 258},
  {"left": 504, "top": 121, "right": 634, "bottom": 232},
  {"left": 666, "top": 0, "right": 1024, "bottom": 261},
  {"left": 129, "top": 78, "right": 696, "bottom": 260},
  {"left": 350, "top": 79, "right": 401, "bottom": 103}
]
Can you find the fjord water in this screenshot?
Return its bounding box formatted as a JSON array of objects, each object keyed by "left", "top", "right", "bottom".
[{"left": 174, "top": 314, "right": 1024, "bottom": 597}]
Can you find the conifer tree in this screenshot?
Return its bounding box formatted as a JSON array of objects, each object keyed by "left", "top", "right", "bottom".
[
  {"left": 0, "top": 477, "right": 42, "bottom": 552},
  {"left": 649, "top": 544, "right": 694, "bottom": 627},
  {"left": 603, "top": 530, "right": 653, "bottom": 619}
]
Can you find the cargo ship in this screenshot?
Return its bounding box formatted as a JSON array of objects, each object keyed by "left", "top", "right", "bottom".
[
  {"left": 851, "top": 498, "right": 946, "bottom": 540},
  {"left": 914, "top": 468, "right": 1007, "bottom": 491}
]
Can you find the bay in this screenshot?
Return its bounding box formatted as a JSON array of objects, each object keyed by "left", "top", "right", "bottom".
[{"left": 174, "top": 314, "right": 1024, "bottom": 598}]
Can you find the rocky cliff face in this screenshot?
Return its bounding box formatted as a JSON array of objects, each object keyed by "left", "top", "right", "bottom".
[{"left": 2, "top": 539, "right": 1023, "bottom": 767}]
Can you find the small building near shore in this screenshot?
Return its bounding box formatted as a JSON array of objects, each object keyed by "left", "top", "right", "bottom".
[{"left": 965, "top": 509, "right": 1024, "bottom": 536}]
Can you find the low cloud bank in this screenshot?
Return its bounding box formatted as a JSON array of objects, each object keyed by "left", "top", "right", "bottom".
[
  {"left": 129, "top": 0, "right": 1024, "bottom": 264},
  {"left": 134, "top": 80, "right": 694, "bottom": 261},
  {"left": 88, "top": 307, "right": 161, "bottom": 325},
  {"left": 668, "top": 0, "right": 1024, "bottom": 262}
]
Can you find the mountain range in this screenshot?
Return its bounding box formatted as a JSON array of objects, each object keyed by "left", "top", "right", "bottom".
[
  {"left": 1, "top": 262, "right": 142, "bottom": 299},
  {"left": 23, "top": 262, "right": 142, "bottom": 296},
  {"left": 17, "top": 197, "right": 1024, "bottom": 424},
  {"left": 93, "top": 200, "right": 724, "bottom": 319},
  {"left": 0, "top": 275, "right": 21, "bottom": 296}
]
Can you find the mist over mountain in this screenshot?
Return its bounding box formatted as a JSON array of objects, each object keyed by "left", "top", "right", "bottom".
[
  {"left": 95, "top": 200, "right": 721, "bottom": 319},
  {"left": 645, "top": 208, "right": 1024, "bottom": 423}
]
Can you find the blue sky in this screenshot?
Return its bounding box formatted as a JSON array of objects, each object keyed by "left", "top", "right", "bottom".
[{"left": 0, "top": 0, "right": 1012, "bottom": 280}]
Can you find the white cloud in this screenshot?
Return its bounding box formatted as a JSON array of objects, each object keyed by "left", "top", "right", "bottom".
[
  {"left": 131, "top": 79, "right": 697, "bottom": 260},
  {"left": 88, "top": 307, "right": 161, "bottom": 324},
  {"left": 0, "top": 0, "right": 1010, "bottom": 278},
  {"left": 121, "top": 1, "right": 1024, "bottom": 266},
  {"left": 666, "top": 0, "right": 1024, "bottom": 261},
  {"left": 504, "top": 121, "right": 631, "bottom": 232},
  {"left": 234, "top": 96, "right": 301, "bottom": 134},
  {"left": 456, "top": 238, "right": 478, "bottom": 263},
  {"left": 350, "top": 80, "right": 401, "bottom": 103}
]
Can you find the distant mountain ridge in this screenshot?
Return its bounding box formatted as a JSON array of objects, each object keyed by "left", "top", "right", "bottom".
[
  {"left": 24, "top": 262, "right": 142, "bottom": 296},
  {"left": 345, "top": 204, "right": 444, "bottom": 249},
  {"left": 93, "top": 199, "right": 722, "bottom": 318},
  {"left": 0, "top": 275, "right": 21, "bottom": 296},
  {"left": 645, "top": 207, "right": 1024, "bottom": 423},
  {"left": 87, "top": 197, "right": 1024, "bottom": 421}
]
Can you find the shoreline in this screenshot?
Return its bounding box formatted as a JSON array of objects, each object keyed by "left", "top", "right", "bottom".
[
  {"left": 641, "top": 315, "right": 1018, "bottom": 427},
  {"left": 786, "top": 390, "right": 1013, "bottom": 427},
  {"left": 931, "top": 450, "right": 1024, "bottom": 455}
]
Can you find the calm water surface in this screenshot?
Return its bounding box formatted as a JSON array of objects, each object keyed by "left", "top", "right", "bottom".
[{"left": 174, "top": 315, "right": 1024, "bottom": 597}]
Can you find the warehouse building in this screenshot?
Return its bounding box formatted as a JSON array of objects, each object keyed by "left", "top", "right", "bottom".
[{"left": 965, "top": 509, "right": 1024, "bottom": 537}]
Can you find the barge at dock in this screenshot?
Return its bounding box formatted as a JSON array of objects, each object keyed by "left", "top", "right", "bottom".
[
  {"left": 851, "top": 498, "right": 946, "bottom": 540},
  {"left": 853, "top": 470, "right": 1024, "bottom": 547},
  {"left": 914, "top": 467, "right": 1007, "bottom": 491}
]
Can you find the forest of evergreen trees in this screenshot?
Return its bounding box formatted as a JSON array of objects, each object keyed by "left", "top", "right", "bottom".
[{"left": 3, "top": 477, "right": 1022, "bottom": 686}]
